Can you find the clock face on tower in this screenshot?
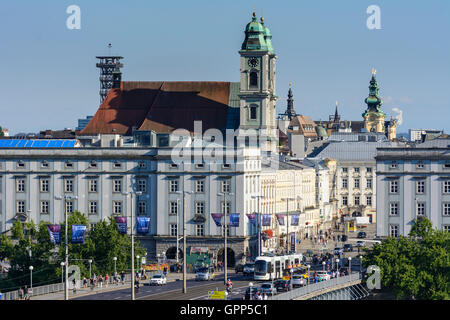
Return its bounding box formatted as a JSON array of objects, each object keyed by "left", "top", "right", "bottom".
[{"left": 248, "top": 57, "right": 259, "bottom": 68}]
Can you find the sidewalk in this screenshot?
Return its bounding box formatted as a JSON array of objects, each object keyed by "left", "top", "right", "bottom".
[{"left": 30, "top": 272, "right": 197, "bottom": 300}]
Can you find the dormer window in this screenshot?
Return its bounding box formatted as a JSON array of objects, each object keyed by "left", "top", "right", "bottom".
[
  {"left": 138, "top": 161, "right": 146, "bottom": 169},
  {"left": 41, "top": 161, "right": 49, "bottom": 168},
  {"left": 196, "top": 164, "right": 205, "bottom": 169},
  {"left": 113, "top": 161, "right": 122, "bottom": 169},
  {"left": 65, "top": 161, "right": 73, "bottom": 169},
  {"left": 416, "top": 161, "right": 424, "bottom": 169},
  {"left": 89, "top": 161, "right": 98, "bottom": 168},
  {"left": 170, "top": 163, "right": 178, "bottom": 169},
  {"left": 17, "top": 161, "right": 25, "bottom": 168},
  {"left": 390, "top": 161, "right": 398, "bottom": 169}
]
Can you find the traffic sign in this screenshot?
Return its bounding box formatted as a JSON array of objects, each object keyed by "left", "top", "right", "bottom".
[{"left": 210, "top": 291, "right": 226, "bottom": 300}]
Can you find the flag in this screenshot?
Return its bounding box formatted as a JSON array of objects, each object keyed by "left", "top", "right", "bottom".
[
  {"left": 228, "top": 213, "right": 240, "bottom": 227},
  {"left": 291, "top": 214, "right": 299, "bottom": 226},
  {"left": 276, "top": 214, "right": 285, "bottom": 226},
  {"left": 71, "top": 225, "right": 87, "bottom": 244},
  {"left": 115, "top": 216, "right": 127, "bottom": 234},
  {"left": 246, "top": 214, "right": 256, "bottom": 225},
  {"left": 47, "top": 225, "right": 61, "bottom": 244},
  {"left": 211, "top": 214, "right": 223, "bottom": 227},
  {"left": 136, "top": 217, "right": 150, "bottom": 234},
  {"left": 262, "top": 214, "right": 271, "bottom": 226}
]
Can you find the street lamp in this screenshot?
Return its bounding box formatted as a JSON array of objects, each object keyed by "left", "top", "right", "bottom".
[
  {"left": 348, "top": 256, "right": 352, "bottom": 274},
  {"left": 336, "top": 259, "right": 340, "bottom": 277},
  {"left": 359, "top": 255, "right": 363, "bottom": 274},
  {"left": 60, "top": 262, "right": 65, "bottom": 284},
  {"left": 249, "top": 282, "right": 253, "bottom": 300},
  {"left": 176, "top": 189, "right": 193, "bottom": 294},
  {"left": 113, "top": 257, "right": 117, "bottom": 276},
  {"left": 322, "top": 261, "right": 326, "bottom": 272},
  {"left": 251, "top": 195, "right": 265, "bottom": 257},
  {"left": 55, "top": 194, "right": 78, "bottom": 301},
  {"left": 306, "top": 264, "right": 310, "bottom": 285},
  {"left": 218, "top": 191, "right": 234, "bottom": 285},
  {"left": 29, "top": 266, "right": 33, "bottom": 297},
  {"left": 88, "top": 259, "right": 93, "bottom": 279},
  {"left": 136, "top": 255, "right": 140, "bottom": 276},
  {"left": 281, "top": 197, "right": 295, "bottom": 254}
]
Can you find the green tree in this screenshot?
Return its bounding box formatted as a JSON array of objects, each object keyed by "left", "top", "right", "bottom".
[{"left": 0, "top": 125, "right": 4, "bottom": 137}]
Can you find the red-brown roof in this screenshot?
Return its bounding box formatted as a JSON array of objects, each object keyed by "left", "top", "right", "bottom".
[{"left": 81, "top": 81, "right": 232, "bottom": 136}]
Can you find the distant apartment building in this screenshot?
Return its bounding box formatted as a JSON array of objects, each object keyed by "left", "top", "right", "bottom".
[
  {"left": 409, "top": 129, "right": 444, "bottom": 143},
  {"left": 376, "top": 138, "right": 450, "bottom": 237}
]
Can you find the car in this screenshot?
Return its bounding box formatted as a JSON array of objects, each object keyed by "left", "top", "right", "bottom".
[
  {"left": 195, "top": 267, "right": 215, "bottom": 281},
  {"left": 356, "top": 240, "right": 365, "bottom": 247},
  {"left": 291, "top": 274, "right": 306, "bottom": 288},
  {"left": 316, "top": 271, "right": 331, "bottom": 281},
  {"left": 260, "top": 282, "right": 277, "bottom": 296},
  {"left": 334, "top": 247, "right": 343, "bottom": 255},
  {"left": 243, "top": 263, "right": 255, "bottom": 276},
  {"left": 357, "top": 232, "right": 367, "bottom": 239},
  {"left": 235, "top": 264, "right": 244, "bottom": 274},
  {"left": 343, "top": 244, "right": 353, "bottom": 252},
  {"left": 274, "top": 279, "right": 291, "bottom": 292},
  {"left": 149, "top": 274, "right": 167, "bottom": 286}
]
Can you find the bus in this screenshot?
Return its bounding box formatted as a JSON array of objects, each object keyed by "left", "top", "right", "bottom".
[{"left": 253, "top": 253, "right": 303, "bottom": 281}]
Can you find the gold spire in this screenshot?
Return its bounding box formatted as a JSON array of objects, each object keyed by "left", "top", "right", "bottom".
[
  {"left": 372, "top": 68, "right": 377, "bottom": 75},
  {"left": 289, "top": 81, "right": 292, "bottom": 88}
]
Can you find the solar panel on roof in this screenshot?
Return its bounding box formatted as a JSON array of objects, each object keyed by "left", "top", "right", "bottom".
[
  {"left": 0, "top": 139, "right": 77, "bottom": 148},
  {"left": 62, "top": 141, "right": 76, "bottom": 148}
]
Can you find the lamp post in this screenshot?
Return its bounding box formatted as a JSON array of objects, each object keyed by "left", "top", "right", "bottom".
[
  {"left": 176, "top": 198, "right": 180, "bottom": 265},
  {"left": 322, "top": 261, "right": 326, "bottom": 272},
  {"left": 113, "top": 257, "right": 117, "bottom": 276},
  {"left": 136, "top": 255, "right": 140, "bottom": 276},
  {"left": 281, "top": 197, "right": 295, "bottom": 254},
  {"left": 336, "top": 259, "right": 340, "bottom": 277},
  {"left": 251, "top": 195, "right": 265, "bottom": 257},
  {"left": 60, "top": 262, "right": 65, "bottom": 284},
  {"left": 29, "top": 266, "right": 33, "bottom": 297},
  {"left": 348, "top": 256, "right": 352, "bottom": 274},
  {"left": 218, "top": 191, "right": 234, "bottom": 285},
  {"left": 359, "top": 255, "right": 363, "bottom": 274},
  {"left": 55, "top": 194, "right": 78, "bottom": 301},
  {"left": 176, "top": 190, "right": 193, "bottom": 294},
  {"left": 306, "top": 264, "right": 310, "bottom": 285},
  {"left": 249, "top": 282, "right": 253, "bottom": 300},
  {"left": 88, "top": 259, "right": 92, "bottom": 280}
]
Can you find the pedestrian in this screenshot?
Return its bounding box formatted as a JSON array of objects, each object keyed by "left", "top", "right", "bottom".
[
  {"left": 72, "top": 278, "right": 77, "bottom": 294},
  {"left": 163, "top": 266, "right": 167, "bottom": 277},
  {"left": 83, "top": 277, "right": 87, "bottom": 288},
  {"left": 263, "top": 293, "right": 268, "bottom": 300},
  {"left": 121, "top": 271, "right": 125, "bottom": 284},
  {"left": 23, "top": 285, "right": 29, "bottom": 300},
  {"left": 18, "top": 287, "right": 24, "bottom": 300},
  {"left": 105, "top": 274, "right": 109, "bottom": 287}
]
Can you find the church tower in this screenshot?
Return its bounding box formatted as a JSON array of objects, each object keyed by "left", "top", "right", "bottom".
[
  {"left": 239, "top": 12, "right": 278, "bottom": 153},
  {"left": 363, "top": 69, "right": 386, "bottom": 133}
]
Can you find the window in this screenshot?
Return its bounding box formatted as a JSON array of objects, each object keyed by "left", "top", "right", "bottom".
[
  {"left": 113, "top": 161, "right": 122, "bottom": 169},
  {"left": 41, "top": 161, "right": 49, "bottom": 168},
  {"left": 249, "top": 104, "right": 257, "bottom": 120},
  {"left": 221, "top": 179, "right": 231, "bottom": 193},
  {"left": 65, "top": 201, "right": 73, "bottom": 214},
  {"left": 354, "top": 196, "right": 360, "bottom": 206},
  {"left": 389, "top": 202, "right": 399, "bottom": 216},
  {"left": 196, "top": 224, "right": 205, "bottom": 236},
  {"left": 169, "top": 201, "right": 178, "bottom": 215},
  {"left": 113, "top": 178, "right": 122, "bottom": 193},
  {"left": 138, "top": 200, "right": 147, "bottom": 215},
  {"left": 249, "top": 71, "right": 258, "bottom": 88},
  {"left": 342, "top": 167, "right": 348, "bottom": 173},
  {"left": 137, "top": 179, "right": 147, "bottom": 193},
  {"left": 416, "top": 161, "right": 424, "bottom": 169},
  {"left": 342, "top": 196, "right": 348, "bottom": 206},
  {"left": 366, "top": 167, "right": 372, "bottom": 174},
  {"left": 195, "top": 201, "right": 205, "bottom": 215},
  {"left": 40, "top": 201, "right": 49, "bottom": 214},
  {"left": 389, "top": 225, "right": 399, "bottom": 238},
  {"left": 443, "top": 180, "right": 450, "bottom": 194},
  {"left": 195, "top": 163, "right": 204, "bottom": 169},
  {"left": 64, "top": 178, "right": 74, "bottom": 193},
  {"left": 342, "top": 178, "right": 348, "bottom": 189},
  {"left": 444, "top": 162, "right": 450, "bottom": 169},
  {"left": 221, "top": 201, "right": 231, "bottom": 214},
  {"left": 416, "top": 180, "right": 425, "bottom": 194},
  {"left": 169, "top": 178, "right": 179, "bottom": 193},
  {"left": 390, "top": 161, "right": 398, "bottom": 169},
  {"left": 89, "top": 201, "right": 98, "bottom": 215},
  {"left": 354, "top": 167, "right": 360, "bottom": 173},
  {"left": 366, "top": 196, "right": 372, "bottom": 206},
  {"left": 222, "top": 164, "right": 231, "bottom": 169},
  {"left": 169, "top": 163, "right": 178, "bottom": 169},
  {"left": 40, "top": 178, "right": 49, "bottom": 193},
  {"left": 389, "top": 180, "right": 399, "bottom": 193},
  {"left": 416, "top": 202, "right": 425, "bottom": 216},
  {"left": 138, "top": 161, "right": 146, "bottom": 169},
  {"left": 195, "top": 179, "right": 204, "bottom": 193},
  {"left": 444, "top": 203, "right": 450, "bottom": 216},
  {"left": 170, "top": 224, "right": 178, "bottom": 236},
  {"left": 16, "top": 201, "right": 25, "bottom": 214},
  {"left": 354, "top": 178, "right": 360, "bottom": 189},
  {"left": 65, "top": 161, "right": 73, "bottom": 169},
  {"left": 113, "top": 201, "right": 122, "bottom": 215},
  {"left": 17, "top": 161, "right": 25, "bottom": 168},
  {"left": 16, "top": 178, "right": 26, "bottom": 192},
  {"left": 88, "top": 178, "right": 98, "bottom": 193},
  {"left": 367, "top": 179, "right": 373, "bottom": 189},
  {"left": 443, "top": 225, "right": 450, "bottom": 232}
]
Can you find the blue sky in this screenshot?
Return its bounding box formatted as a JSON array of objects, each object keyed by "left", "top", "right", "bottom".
[{"left": 1, "top": 0, "right": 449, "bottom": 134}]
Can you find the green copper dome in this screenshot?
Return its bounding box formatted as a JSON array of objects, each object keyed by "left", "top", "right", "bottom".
[
  {"left": 241, "top": 13, "right": 273, "bottom": 52},
  {"left": 363, "top": 70, "right": 385, "bottom": 117}
]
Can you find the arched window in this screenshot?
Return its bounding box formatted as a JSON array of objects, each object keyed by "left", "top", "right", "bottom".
[
  {"left": 249, "top": 104, "right": 258, "bottom": 120},
  {"left": 249, "top": 70, "right": 258, "bottom": 88}
]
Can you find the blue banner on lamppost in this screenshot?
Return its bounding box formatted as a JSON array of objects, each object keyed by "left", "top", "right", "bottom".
[
  {"left": 136, "top": 217, "right": 150, "bottom": 234},
  {"left": 228, "top": 213, "right": 240, "bottom": 227},
  {"left": 115, "top": 216, "right": 127, "bottom": 234},
  {"left": 71, "top": 225, "right": 87, "bottom": 244},
  {"left": 47, "top": 225, "right": 61, "bottom": 244}
]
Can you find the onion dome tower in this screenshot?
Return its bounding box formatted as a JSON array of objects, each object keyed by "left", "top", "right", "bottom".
[{"left": 363, "top": 69, "right": 387, "bottom": 133}]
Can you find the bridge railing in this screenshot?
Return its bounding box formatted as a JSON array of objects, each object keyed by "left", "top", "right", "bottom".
[{"left": 270, "top": 273, "right": 361, "bottom": 300}]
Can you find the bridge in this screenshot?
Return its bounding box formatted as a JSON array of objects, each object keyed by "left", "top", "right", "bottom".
[{"left": 270, "top": 273, "right": 370, "bottom": 300}]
